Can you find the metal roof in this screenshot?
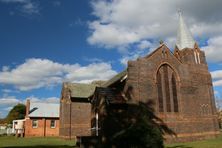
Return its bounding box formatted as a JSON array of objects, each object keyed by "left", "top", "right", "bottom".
[
  {"left": 176, "top": 12, "right": 195, "bottom": 50},
  {"left": 29, "top": 102, "right": 59, "bottom": 118}
]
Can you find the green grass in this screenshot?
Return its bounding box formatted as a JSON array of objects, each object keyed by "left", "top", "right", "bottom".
[
  {"left": 1, "top": 135, "right": 222, "bottom": 148},
  {"left": 166, "top": 134, "right": 222, "bottom": 148},
  {"left": 0, "top": 136, "right": 76, "bottom": 148}
]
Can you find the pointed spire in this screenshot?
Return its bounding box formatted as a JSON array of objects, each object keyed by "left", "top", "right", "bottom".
[{"left": 176, "top": 11, "right": 195, "bottom": 50}]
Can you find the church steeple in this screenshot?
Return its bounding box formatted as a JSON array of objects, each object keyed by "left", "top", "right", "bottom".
[{"left": 176, "top": 11, "right": 195, "bottom": 50}]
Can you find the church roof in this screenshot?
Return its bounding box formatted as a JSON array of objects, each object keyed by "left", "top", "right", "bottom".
[
  {"left": 64, "top": 82, "right": 97, "bottom": 98},
  {"left": 102, "top": 70, "right": 127, "bottom": 87},
  {"left": 176, "top": 12, "right": 195, "bottom": 50}
]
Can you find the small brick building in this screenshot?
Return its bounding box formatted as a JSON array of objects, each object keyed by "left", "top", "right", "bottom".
[
  {"left": 59, "top": 13, "right": 220, "bottom": 142},
  {"left": 25, "top": 100, "right": 60, "bottom": 137},
  {"left": 59, "top": 83, "right": 97, "bottom": 139}
]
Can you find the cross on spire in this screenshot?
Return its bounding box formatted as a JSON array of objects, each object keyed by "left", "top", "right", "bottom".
[{"left": 178, "top": 9, "right": 182, "bottom": 16}]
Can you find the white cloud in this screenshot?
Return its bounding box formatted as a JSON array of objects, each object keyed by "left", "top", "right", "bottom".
[
  {"left": 211, "top": 70, "right": 222, "bottom": 87},
  {"left": 202, "top": 36, "right": 222, "bottom": 63},
  {"left": 216, "top": 97, "right": 222, "bottom": 110},
  {"left": 213, "top": 80, "right": 222, "bottom": 87},
  {"left": 88, "top": 21, "right": 143, "bottom": 49},
  {"left": 137, "top": 40, "right": 152, "bottom": 50},
  {"left": 0, "top": 0, "right": 39, "bottom": 15},
  {"left": 0, "top": 96, "right": 20, "bottom": 117},
  {"left": 65, "top": 62, "right": 117, "bottom": 83},
  {"left": 211, "top": 70, "right": 222, "bottom": 80},
  {"left": 45, "top": 97, "right": 60, "bottom": 103},
  {"left": 120, "top": 48, "right": 149, "bottom": 66},
  {"left": 0, "top": 95, "right": 60, "bottom": 118},
  {"left": 120, "top": 40, "right": 159, "bottom": 66},
  {"left": 0, "top": 96, "right": 20, "bottom": 106},
  {"left": 3, "top": 107, "right": 13, "bottom": 111},
  {"left": 25, "top": 96, "right": 40, "bottom": 102},
  {"left": 88, "top": 0, "right": 222, "bottom": 63},
  {"left": 0, "top": 58, "right": 117, "bottom": 91},
  {"left": 52, "top": 1, "right": 61, "bottom": 7},
  {"left": 87, "top": 0, "right": 178, "bottom": 50},
  {"left": 2, "top": 66, "right": 10, "bottom": 72},
  {"left": 25, "top": 96, "right": 60, "bottom": 104},
  {"left": 1, "top": 89, "right": 19, "bottom": 93},
  {"left": 21, "top": 1, "right": 39, "bottom": 14},
  {"left": 1, "top": 0, "right": 27, "bottom": 2},
  {"left": 190, "top": 23, "right": 222, "bottom": 37},
  {"left": 83, "top": 57, "right": 104, "bottom": 63},
  {"left": 1, "top": 89, "right": 12, "bottom": 93},
  {"left": 214, "top": 90, "right": 219, "bottom": 95}
]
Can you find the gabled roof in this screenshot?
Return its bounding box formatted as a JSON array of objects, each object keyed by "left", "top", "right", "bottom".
[
  {"left": 102, "top": 70, "right": 127, "bottom": 87},
  {"left": 144, "top": 43, "right": 166, "bottom": 59},
  {"left": 29, "top": 102, "right": 59, "bottom": 118},
  {"left": 92, "top": 87, "right": 126, "bottom": 106},
  {"left": 176, "top": 12, "right": 195, "bottom": 50},
  {"left": 64, "top": 82, "right": 97, "bottom": 98}
]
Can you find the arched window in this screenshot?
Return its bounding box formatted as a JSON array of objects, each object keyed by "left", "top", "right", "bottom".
[
  {"left": 194, "top": 51, "right": 201, "bottom": 64},
  {"left": 172, "top": 73, "right": 178, "bottom": 112},
  {"left": 157, "top": 71, "right": 163, "bottom": 112},
  {"left": 157, "top": 64, "right": 179, "bottom": 112}
]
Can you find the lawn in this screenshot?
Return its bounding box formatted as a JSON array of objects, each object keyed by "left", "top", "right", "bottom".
[
  {"left": 0, "top": 136, "right": 76, "bottom": 148},
  {"left": 0, "top": 135, "right": 222, "bottom": 148},
  {"left": 166, "top": 134, "right": 222, "bottom": 148}
]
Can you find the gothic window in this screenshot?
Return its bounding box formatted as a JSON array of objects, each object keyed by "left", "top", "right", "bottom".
[
  {"left": 197, "top": 52, "right": 201, "bottom": 64},
  {"left": 172, "top": 73, "right": 178, "bottom": 112},
  {"left": 200, "top": 104, "right": 210, "bottom": 115},
  {"left": 194, "top": 51, "right": 201, "bottom": 64},
  {"left": 194, "top": 51, "right": 198, "bottom": 64},
  {"left": 157, "top": 71, "right": 163, "bottom": 112},
  {"left": 157, "top": 64, "right": 179, "bottom": 113},
  {"left": 163, "top": 65, "right": 171, "bottom": 112}
]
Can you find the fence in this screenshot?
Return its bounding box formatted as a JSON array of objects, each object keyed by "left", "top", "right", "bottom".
[{"left": 0, "top": 128, "right": 13, "bottom": 135}]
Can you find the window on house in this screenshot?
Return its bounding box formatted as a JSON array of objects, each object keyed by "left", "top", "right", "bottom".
[
  {"left": 50, "top": 120, "right": 56, "bottom": 128},
  {"left": 32, "top": 120, "right": 38, "bottom": 128}
]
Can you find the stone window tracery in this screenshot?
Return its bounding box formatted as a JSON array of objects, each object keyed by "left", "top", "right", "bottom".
[
  {"left": 157, "top": 64, "right": 179, "bottom": 112},
  {"left": 200, "top": 104, "right": 210, "bottom": 115}
]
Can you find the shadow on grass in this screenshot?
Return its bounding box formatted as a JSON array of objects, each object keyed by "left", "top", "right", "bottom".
[
  {"left": 1, "top": 146, "right": 77, "bottom": 148},
  {"left": 166, "top": 145, "right": 193, "bottom": 148}
]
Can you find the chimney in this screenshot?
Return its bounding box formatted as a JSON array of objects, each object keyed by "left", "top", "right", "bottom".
[{"left": 26, "top": 99, "right": 30, "bottom": 118}]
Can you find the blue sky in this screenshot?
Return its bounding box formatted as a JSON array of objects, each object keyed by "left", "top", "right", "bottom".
[{"left": 0, "top": 0, "right": 222, "bottom": 118}]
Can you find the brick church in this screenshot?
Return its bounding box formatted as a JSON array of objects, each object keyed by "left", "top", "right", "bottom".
[{"left": 59, "top": 13, "right": 220, "bottom": 142}]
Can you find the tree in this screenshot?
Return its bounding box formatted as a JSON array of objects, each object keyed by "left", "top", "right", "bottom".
[
  {"left": 100, "top": 101, "right": 175, "bottom": 148},
  {"left": 89, "top": 86, "right": 176, "bottom": 148},
  {"left": 5, "top": 104, "right": 26, "bottom": 124}
]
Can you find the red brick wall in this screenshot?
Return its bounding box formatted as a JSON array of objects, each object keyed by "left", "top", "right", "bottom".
[
  {"left": 71, "top": 102, "right": 91, "bottom": 136},
  {"left": 59, "top": 100, "right": 91, "bottom": 139},
  {"left": 25, "top": 118, "right": 59, "bottom": 137},
  {"left": 126, "top": 45, "right": 220, "bottom": 142}
]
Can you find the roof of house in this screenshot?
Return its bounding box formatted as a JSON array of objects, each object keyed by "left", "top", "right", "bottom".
[
  {"left": 64, "top": 82, "right": 97, "bottom": 98},
  {"left": 102, "top": 70, "right": 127, "bottom": 87},
  {"left": 29, "top": 102, "right": 59, "bottom": 118}
]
